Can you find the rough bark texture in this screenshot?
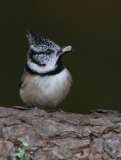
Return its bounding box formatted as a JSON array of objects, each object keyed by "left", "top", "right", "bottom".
[{"left": 0, "top": 107, "right": 121, "bottom": 160}]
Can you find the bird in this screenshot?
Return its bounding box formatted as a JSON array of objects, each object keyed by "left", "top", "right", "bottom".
[{"left": 19, "top": 30, "right": 73, "bottom": 112}]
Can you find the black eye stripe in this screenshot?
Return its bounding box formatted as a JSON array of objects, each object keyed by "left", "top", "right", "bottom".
[
  {"left": 29, "top": 49, "right": 44, "bottom": 55},
  {"left": 29, "top": 49, "right": 54, "bottom": 55}
]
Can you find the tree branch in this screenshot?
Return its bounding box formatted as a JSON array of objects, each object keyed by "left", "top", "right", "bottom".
[{"left": 0, "top": 107, "right": 121, "bottom": 159}]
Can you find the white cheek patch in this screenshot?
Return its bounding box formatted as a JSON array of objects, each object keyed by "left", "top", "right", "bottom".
[{"left": 27, "top": 59, "right": 56, "bottom": 73}]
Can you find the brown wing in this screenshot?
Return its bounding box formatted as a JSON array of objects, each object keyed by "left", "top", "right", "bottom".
[{"left": 19, "top": 69, "right": 29, "bottom": 88}]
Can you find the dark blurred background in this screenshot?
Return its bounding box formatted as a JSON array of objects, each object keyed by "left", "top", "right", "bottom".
[{"left": 0, "top": 0, "right": 121, "bottom": 113}]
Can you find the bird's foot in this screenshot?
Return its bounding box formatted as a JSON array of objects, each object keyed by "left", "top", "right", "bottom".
[{"left": 56, "top": 106, "right": 64, "bottom": 112}]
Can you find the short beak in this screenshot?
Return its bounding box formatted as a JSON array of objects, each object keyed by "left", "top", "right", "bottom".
[{"left": 60, "top": 45, "right": 73, "bottom": 55}]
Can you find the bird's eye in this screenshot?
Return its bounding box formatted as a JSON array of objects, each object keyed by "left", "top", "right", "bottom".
[{"left": 45, "top": 49, "right": 52, "bottom": 55}]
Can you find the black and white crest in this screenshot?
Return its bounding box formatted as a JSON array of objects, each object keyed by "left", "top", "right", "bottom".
[
  {"left": 25, "top": 30, "right": 72, "bottom": 76},
  {"left": 26, "top": 30, "right": 60, "bottom": 52},
  {"left": 25, "top": 30, "right": 64, "bottom": 75}
]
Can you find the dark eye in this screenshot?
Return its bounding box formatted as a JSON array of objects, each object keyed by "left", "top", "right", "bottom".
[{"left": 45, "top": 49, "right": 52, "bottom": 55}]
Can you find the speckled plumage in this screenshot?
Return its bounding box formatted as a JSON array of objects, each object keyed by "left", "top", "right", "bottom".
[{"left": 27, "top": 30, "right": 60, "bottom": 53}]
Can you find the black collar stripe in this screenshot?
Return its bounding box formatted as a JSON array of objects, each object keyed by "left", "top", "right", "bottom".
[{"left": 25, "top": 57, "right": 65, "bottom": 76}]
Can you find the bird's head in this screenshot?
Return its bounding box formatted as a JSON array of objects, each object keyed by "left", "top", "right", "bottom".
[{"left": 26, "top": 30, "right": 72, "bottom": 75}]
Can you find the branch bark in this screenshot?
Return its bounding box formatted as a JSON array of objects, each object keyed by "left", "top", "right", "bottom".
[{"left": 0, "top": 106, "right": 121, "bottom": 160}]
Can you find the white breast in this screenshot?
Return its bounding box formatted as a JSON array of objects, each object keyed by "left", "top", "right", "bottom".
[{"left": 20, "top": 69, "right": 72, "bottom": 107}]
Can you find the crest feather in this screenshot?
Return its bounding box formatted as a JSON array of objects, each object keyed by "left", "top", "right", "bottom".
[
  {"left": 26, "top": 29, "right": 39, "bottom": 45},
  {"left": 26, "top": 29, "right": 60, "bottom": 51}
]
